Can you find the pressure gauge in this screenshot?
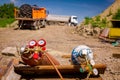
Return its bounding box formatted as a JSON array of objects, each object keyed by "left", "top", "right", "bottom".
[
  {"left": 29, "top": 40, "right": 37, "bottom": 48},
  {"left": 38, "top": 39, "right": 46, "bottom": 47},
  {"left": 90, "top": 59, "right": 95, "bottom": 66},
  {"left": 93, "top": 68, "right": 98, "bottom": 76}
]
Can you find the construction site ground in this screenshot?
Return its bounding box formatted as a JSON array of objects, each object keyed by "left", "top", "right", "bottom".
[{"left": 0, "top": 25, "right": 120, "bottom": 80}]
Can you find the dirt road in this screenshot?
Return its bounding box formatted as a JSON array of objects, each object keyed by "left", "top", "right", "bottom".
[
  {"left": 0, "top": 25, "right": 120, "bottom": 80},
  {"left": 0, "top": 25, "right": 111, "bottom": 53}
]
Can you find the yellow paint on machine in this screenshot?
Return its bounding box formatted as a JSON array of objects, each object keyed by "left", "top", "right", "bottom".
[{"left": 109, "top": 28, "right": 120, "bottom": 38}]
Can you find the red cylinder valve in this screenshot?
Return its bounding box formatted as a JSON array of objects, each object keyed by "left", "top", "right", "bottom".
[{"left": 42, "top": 46, "right": 46, "bottom": 51}]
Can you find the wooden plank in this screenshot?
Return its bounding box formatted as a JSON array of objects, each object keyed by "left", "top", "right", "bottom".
[
  {"left": 15, "top": 64, "right": 106, "bottom": 75},
  {"left": 21, "top": 77, "right": 102, "bottom": 80},
  {"left": 1, "top": 66, "right": 21, "bottom": 80},
  {"left": 81, "top": 77, "right": 102, "bottom": 80},
  {"left": 62, "top": 54, "right": 97, "bottom": 58},
  {"left": 0, "top": 57, "right": 21, "bottom": 80},
  {"left": 99, "top": 28, "right": 109, "bottom": 38},
  {"left": 61, "top": 55, "right": 71, "bottom": 58},
  {"left": 113, "top": 53, "right": 120, "bottom": 58},
  {"left": 99, "top": 36, "right": 115, "bottom": 42},
  {"left": 1, "top": 47, "right": 17, "bottom": 56}
]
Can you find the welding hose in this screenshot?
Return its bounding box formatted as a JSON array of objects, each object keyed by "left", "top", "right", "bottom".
[{"left": 43, "top": 51, "right": 64, "bottom": 80}]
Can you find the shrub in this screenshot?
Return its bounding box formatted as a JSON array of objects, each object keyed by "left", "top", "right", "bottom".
[
  {"left": 83, "top": 16, "right": 108, "bottom": 28},
  {"left": 112, "top": 8, "right": 120, "bottom": 20},
  {"left": 84, "top": 17, "right": 92, "bottom": 25},
  {"left": 0, "top": 18, "right": 15, "bottom": 27}
]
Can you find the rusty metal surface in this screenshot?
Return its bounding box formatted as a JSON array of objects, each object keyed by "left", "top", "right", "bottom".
[{"left": 112, "top": 53, "right": 120, "bottom": 58}]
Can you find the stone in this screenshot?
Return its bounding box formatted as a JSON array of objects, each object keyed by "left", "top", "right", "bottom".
[{"left": 1, "top": 47, "right": 18, "bottom": 56}]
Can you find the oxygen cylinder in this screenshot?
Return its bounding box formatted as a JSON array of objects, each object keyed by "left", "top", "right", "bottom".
[{"left": 71, "top": 45, "right": 94, "bottom": 65}]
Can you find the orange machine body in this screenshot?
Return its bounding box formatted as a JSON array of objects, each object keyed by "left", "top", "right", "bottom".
[
  {"left": 14, "top": 4, "right": 48, "bottom": 29},
  {"left": 32, "top": 7, "right": 47, "bottom": 19},
  {"left": 14, "top": 7, "right": 47, "bottom": 19}
]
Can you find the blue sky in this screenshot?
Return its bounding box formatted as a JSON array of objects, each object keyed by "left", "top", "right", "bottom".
[{"left": 0, "top": 0, "right": 114, "bottom": 23}]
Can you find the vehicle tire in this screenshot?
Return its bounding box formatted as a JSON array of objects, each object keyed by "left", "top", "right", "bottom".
[
  {"left": 31, "top": 26, "right": 38, "bottom": 30},
  {"left": 47, "top": 21, "right": 55, "bottom": 25},
  {"left": 40, "top": 20, "right": 46, "bottom": 28},
  {"left": 57, "top": 22, "right": 66, "bottom": 26}
]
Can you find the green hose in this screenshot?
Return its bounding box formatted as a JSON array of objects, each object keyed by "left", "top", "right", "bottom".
[
  {"left": 79, "top": 68, "right": 85, "bottom": 73},
  {"left": 87, "top": 64, "right": 92, "bottom": 71}
]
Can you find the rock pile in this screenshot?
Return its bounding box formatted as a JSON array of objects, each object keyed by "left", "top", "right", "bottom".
[{"left": 75, "top": 24, "right": 101, "bottom": 38}]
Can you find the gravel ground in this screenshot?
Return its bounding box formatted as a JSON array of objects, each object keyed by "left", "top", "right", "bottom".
[{"left": 0, "top": 25, "right": 120, "bottom": 80}]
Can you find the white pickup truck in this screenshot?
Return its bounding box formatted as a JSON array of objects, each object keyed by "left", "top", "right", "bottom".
[{"left": 46, "top": 14, "right": 78, "bottom": 26}]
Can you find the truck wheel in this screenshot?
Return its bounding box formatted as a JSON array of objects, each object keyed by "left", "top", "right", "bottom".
[
  {"left": 40, "top": 20, "right": 46, "bottom": 28},
  {"left": 34, "top": 26, "right": 39, "bottom": 30},
  {"left": 57, "top": 22, "right": 66, "bottom": 26},
  {"left": 31, "top": 26, "right": 38, "bottom": 30},
  {"left": 37, "top": 21, "right": 41, "bottom": 29},
  {"left": 32, "top": 21, "right": 39, "bottom": 30},
  {"left": 48, "top": 21, "right": 55, "bottom": 25},
  {"left": 18, "top": 20, "right": 23, "bottom": 29}
]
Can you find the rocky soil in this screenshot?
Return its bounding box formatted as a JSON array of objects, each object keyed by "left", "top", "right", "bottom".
[{"left": 0, "top": 25, "right": 120, "bottom": 80}]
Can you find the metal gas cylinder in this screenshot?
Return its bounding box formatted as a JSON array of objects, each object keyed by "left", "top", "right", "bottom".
[{"left": 71, "top": 45, "right": 95, "bottom": 65}]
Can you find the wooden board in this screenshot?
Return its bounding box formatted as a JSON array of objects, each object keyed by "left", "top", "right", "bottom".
[
  {"left": 113, "top": 53, "right": 120, "bottom": 58},
  {"left": 15, "top": 64, "right": 106, "bottom": 75},
  {"left": 0, "top": 56, "right": 21, "bottom": 80},
  {"left": 1, "top": 47, "right": 17, "bottom": 56}
]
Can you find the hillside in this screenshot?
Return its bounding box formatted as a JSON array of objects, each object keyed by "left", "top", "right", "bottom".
[
  {"left": 99, "top": 0, "right": 120, "bottom": 20},
  {"left": 76, "top": 0, "right": 120, "bottom": 37}
]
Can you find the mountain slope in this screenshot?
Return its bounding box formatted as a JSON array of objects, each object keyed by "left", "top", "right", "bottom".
[
  {"left": 76, "top": 0, "right": 120, "bottom": 37},
  {"left": 99, "top": 0, "right": 120, "bottom": 20}
]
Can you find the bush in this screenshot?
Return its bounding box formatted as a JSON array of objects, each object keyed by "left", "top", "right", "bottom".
[
  {"left": 112, "top": 8, "right": 120, "bottom": 20},
  {"left": 84, "top": 17, "right": 92, "bottom": 25},
  {"left": 83, "top": 16, "right": 108, "bottom": 28},
  {"left": 0, "top": 18, "right": 15, "bottom": 27}
]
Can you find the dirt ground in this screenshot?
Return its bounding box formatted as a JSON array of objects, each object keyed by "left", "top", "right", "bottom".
[{"left": 0, "top": 25, "right": 120, "bottom": 80}]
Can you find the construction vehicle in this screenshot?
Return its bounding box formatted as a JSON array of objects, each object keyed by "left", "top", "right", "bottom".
[
  {"left": 46, "top": 14, "right": 78, "bottom": 26},
  {"left": 14, "top": 4, "right": 48, "bottom": 30},
  {"left": 99, "top": 20, "right": 120, "bottom": 43},
  {"left": 14, "top": 4, "right": 78, "bottom": 30}
]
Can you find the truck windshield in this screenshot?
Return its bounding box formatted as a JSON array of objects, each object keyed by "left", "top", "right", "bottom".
[{"left": 73, "top": 17, "right": 77, "bottom": 20}]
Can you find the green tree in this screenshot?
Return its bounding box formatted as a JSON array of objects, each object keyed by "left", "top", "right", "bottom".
[
  {"left": 0, "top": 3, "right": 18, "bottom": 27},
  {"left": 0, "top": 3, "right": 17, "bottom": 18}
]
